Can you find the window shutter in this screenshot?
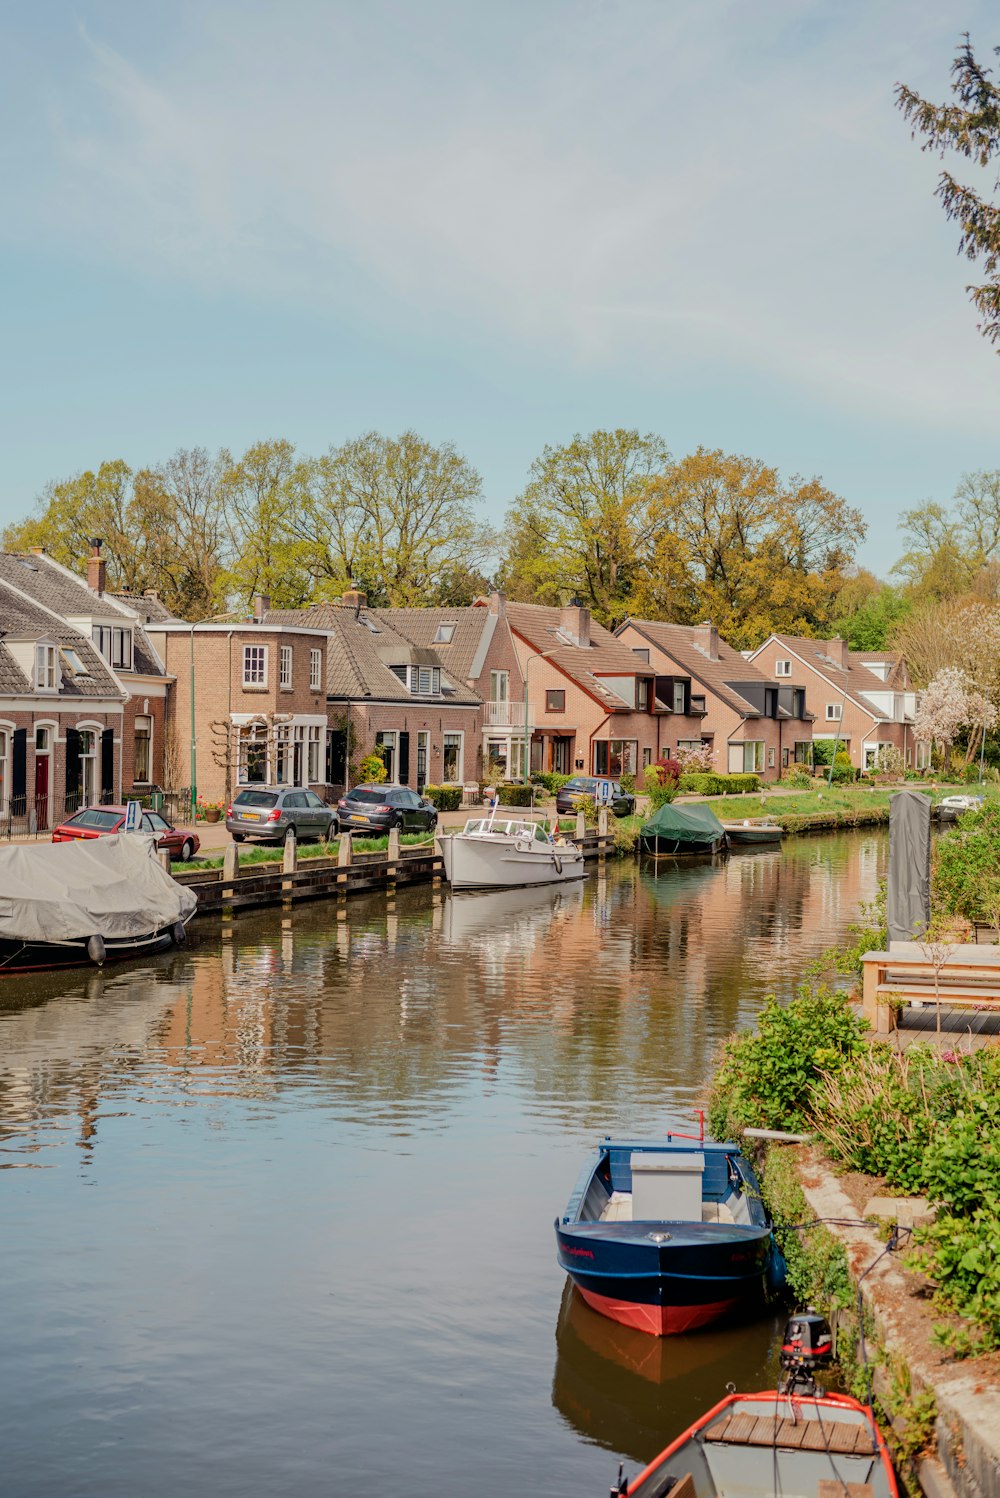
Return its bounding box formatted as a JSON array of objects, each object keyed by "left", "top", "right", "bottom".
[
  {"left": 101, "top": 728, "right": 115, "bottom": 802},
  {"left": 65, "top": 727, "right": 81, "bottom": 806},
  {"left": 398, "top": 732, "right": 410, "bottom": 785},
  {"left": 11, "top": 728, "right": 26, "bottom": 807}
]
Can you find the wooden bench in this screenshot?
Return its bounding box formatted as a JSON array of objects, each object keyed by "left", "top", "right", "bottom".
[
  {"left": 862, "top": 943, "right": 1000, "bottom": 1034},
  {"left": 705, "top": 1411, "right": 876, "bottom": 1455}
]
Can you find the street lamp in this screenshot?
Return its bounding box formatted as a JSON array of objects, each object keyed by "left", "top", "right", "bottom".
[{"left": 521, "top": 651, "right": 555, "bottom": 784}]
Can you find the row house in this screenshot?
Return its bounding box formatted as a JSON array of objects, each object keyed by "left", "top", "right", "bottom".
[
  {"left": 0, "top": 544, "right": 173, "bottom": 808},
  {"left": 616, "top": 620, "right": 814, "bottom": 780},
  {"left": 266, "top": 593, "right": 482, "bottom": 792},
  {"left": 748, "top": 635, "right": 923, "bottom": 770}
]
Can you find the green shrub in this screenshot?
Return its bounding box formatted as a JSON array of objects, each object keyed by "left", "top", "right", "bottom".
[
  {"left": 726, "top": 773, "right": 761, "bottom": 793},
  {"left": 933, "top": 801, "right": 1000, "bottom": 922},
  {"left": 357, "top": 752, "right": 387, "bottom": 783},
  {"left": 531, "top": 772, "right": 571, "bottom": 794},
  {"left": 422, "top": 784, "right": 462, "bottom": 811},
  {"left": 497, "top": 784, "right": 534, "bottom": 807},
  {"left": 643, "top": 764, "right": 677, "bottom": 808},
  {"left": 782, "top": 769, "right": 812, "bottom": 789},
  {"left": 678, "top": 771, "right": 760, "bottom": 796},
  {"left": 619, "top": 771, "right": 636, "bottom": 796}
]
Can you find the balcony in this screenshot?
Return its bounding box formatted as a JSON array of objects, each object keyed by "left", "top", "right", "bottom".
[{"left": 484, "top": 700, "right": 527, "bottom": 727}]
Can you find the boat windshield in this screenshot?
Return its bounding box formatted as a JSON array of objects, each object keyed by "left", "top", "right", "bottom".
[{"left": 461, "top": 818, "right": 552, "bottom": 841}]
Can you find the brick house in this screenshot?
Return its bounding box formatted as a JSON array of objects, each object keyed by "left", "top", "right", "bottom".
[
  {"left": 372, "top": 602, "right": 527, "bottom": 781},
  {"left": 0, "top": 545, "right": 172, "bottom": 800},
  {"left": 615, "top": 620, "right": 814, "bottom": 780},
  {"left": 148, "top": 609, "right": 330, "bottom": 806},
  {"left": 266, "top": 592, "right": 482, "bottom": 793},
  {"left": 0, "top": 574, "right": 127, "bottom": 830},
  {"left": 749, "top": 634, "right": 922, "bottom": 771}
]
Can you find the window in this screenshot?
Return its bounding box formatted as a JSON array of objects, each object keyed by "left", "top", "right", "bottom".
[
  {"left": 637, "top": 678, "right": 650, "bottom": 711},
  {"left": 274, "top": 724, "right": 291, "bottom": 783},
  {"left": 134, "top": 715, "right": 152, "bottom": 783},
  {"left": 728, "top": 740, "right": 764, "bottom": 773},
  {"left": 775, "top": 660, "right": 791, "bottom": 677},
  {"left": 794, "top": 741, "right": 812, "bottom": 765},
  {"left": 690, "top": 694, "right": 706, "bottom": 713},
  {"left": 375, "top": 730, "right": 397, "bottom": 780},
  {"left": 677, "top": 739, "right": 704, "bottom": 752},
  {"left": 768, "top": 747, "right": 775, "bottom": 768},
  {"left": 545, "top": 688, "right": 565, "bottom": 712},
  {"left": 0, "top": 729, "right": 7, "bottom": 813},
  {"left": 243, "top": 645, "right": 268, "bottom": 687},
  {"left": 112, "top": 628, "right": 132, "bottom": 669},
  {"left": 280, "top": 645, "right": 293, "bottom": 688},
  {"left": 306, "top": 726, "right": 321, "bottom": 783},
  {"left": 632, "top": 647, "right": 650, "bottom": 663},
  {"left": 35, "top": 644, "right": 58, "bottom": 691},
  {"left": 416, "top": 666, "right": 440, "bottom": 695},
  {"left": 237, "top": 724, "right": 268, "bottom": 783},
  {"left": 826, "top": 703, "right": 842, "bottom": 721},
  {"left": 434, "top": 622, "right": 456, "bottom": 644},
  {"left": 489, "top": 670, "right": 508, "bottom": 703},
  {"left": 61, "top": 648, "right": 86, "bottom": 675},
  {"left": 310, "top": 649, "right": 322, "bottom": 690},
  {"left": 672, "top": 681, "right": 686, "bottom": 713},
  {"left": 593, "top": 740, "right": 637, "bottom": 776},
  {"left": 78, "top": 729, "right": 97, "bottom": 803},
  {"left": 642, "top": 747, "right": 653, "bottom": 768},
  {"left": 443, "top": 733, "right": 463, "bottom": 782}
]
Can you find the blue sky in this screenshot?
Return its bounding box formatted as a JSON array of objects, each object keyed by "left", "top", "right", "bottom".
[{"left": 1, "top": 0, "right": 997, "bottom": 575}]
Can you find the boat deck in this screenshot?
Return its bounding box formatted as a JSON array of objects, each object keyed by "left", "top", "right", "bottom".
[
  {"left": 705, "top": 1411, "right": 877, "bottom": 1455},
  {"left": 600, "top": 1191, "right": 736, "bottom": 1225}
]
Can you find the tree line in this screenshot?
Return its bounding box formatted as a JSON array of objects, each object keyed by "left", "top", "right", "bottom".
[{"left": 2, "top": 428, "right": 869, "bottom": 645}]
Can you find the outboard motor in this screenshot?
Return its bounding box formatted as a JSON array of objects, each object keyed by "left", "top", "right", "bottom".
[{"left": 780, "top": 1309, "right": 833, "bottom": 1395}]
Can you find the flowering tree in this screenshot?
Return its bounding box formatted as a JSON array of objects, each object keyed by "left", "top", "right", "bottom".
[
  {"left": 674, "top": 744, "right": 715, "bottom": 773},
  {"left": 915, "top": 666, "right": 998, "bottom": 767}
]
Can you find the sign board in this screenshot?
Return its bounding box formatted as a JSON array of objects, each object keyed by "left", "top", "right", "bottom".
[
  {"left": 596, "top": 780, "right": 614, "bottom": 803},
  {"left": 124, "top": 800, "right": 143, "bottom": 833}
]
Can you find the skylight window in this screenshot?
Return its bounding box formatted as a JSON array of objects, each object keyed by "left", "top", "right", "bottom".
[
  {"left": 434, "top": 621, "right": 456, "bottom": 644},
  {"left": 60, "top": 648, "right": 87, "bottom": 675},
  {"left": 360, "top": 616, "right": 381, "bottom": 634}
]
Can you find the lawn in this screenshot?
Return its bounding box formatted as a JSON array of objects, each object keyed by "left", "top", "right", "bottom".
[{"left": 172, "top": 829, "right": 436, "bottom": 874}]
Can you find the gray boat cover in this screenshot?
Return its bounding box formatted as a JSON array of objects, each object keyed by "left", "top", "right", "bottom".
[
  {"left": 887, "top": 789, "right": 931, "bottom": 943},
  {"left": 0, "top": 833, "right": 197, "bottom": 942}
]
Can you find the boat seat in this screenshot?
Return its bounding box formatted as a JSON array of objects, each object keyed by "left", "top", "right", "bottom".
[
  {"left": 704, "top": 1412, "right": 877, "bottom": 1455},
  {"left": 701, "top": 1199, "right": 736, "bottom": 1225},
  {"left": 598, "top": 1194, "right": 737, "bottom": 1225},
  {"left": 664, "top": 1474, "right": 697, "bottom": 1498}
]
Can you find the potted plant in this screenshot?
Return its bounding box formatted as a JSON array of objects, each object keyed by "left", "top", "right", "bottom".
[{"left": 196, "top": 796, "right": 224, "bottom": 823}]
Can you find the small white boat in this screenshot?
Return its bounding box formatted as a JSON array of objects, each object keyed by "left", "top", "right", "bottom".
[
  {"left": 437, "top": 805, "right": 586, "bottom": 890},
  {"left": 937, "top": 794, "right": 984, "bottom": 823}
]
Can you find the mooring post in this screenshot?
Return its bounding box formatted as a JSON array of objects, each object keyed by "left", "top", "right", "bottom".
[
  {"left": 387, "top": 825, "right": 401, "bottom": 891},
  {"left": 597, "top": 804, "right": 609, "bottom": 860},
  {"left": 576, "top": 809, "right": 586, "bottom": 841},
  {"left": 337, "top": 833, "right": 352, "bottom": 867},
  {"left": 282, "top": 830, "right": 296, "bottom": 908},
  {"left": 158, "top": 848, "right": 171, "bottom": 874},
  {"left": 222, "top": 841, "right": 239, "bottom": 890}
]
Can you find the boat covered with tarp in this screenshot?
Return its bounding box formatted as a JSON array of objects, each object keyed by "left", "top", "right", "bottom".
[
  {"left": 639, "top": 804, "right": 728, "bottom": 857},
  {"left": 0, "top": 833, "right": 197, "bottom": 974}
]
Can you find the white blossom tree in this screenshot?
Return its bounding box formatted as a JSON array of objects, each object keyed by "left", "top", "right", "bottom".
[{"left": 915, "top": 666, "right": 998, "bottom": 768}]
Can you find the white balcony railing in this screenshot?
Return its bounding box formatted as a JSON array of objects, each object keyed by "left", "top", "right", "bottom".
[{"left": 484, "top": 699, "right": 527, "bottom": 727}]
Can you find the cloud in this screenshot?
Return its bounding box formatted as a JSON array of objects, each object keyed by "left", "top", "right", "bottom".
[{"left": 6, "top": 0, "right": 999, "bottom": 430}]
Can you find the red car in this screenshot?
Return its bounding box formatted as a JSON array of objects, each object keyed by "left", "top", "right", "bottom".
[{"left": 51, "top": 807, "right": 200, "bottom": 862}]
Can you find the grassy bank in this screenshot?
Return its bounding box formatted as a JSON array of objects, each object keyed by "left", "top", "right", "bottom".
[{"left": 173, "top": 830, "right": 436, "bottom": 874}]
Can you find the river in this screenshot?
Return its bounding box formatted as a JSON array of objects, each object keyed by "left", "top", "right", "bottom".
[{"left": 0, "top": 831, "right": 885, "bottom": 1497}]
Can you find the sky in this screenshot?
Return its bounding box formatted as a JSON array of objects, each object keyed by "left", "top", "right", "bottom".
[{"left": 0, "top": 0, "right": 997, "bottom": 575}]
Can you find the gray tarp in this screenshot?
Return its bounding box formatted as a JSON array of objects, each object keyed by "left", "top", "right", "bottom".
[
  {"left": 0, "top": 833, "right": 197, "bottom": 942},
  {"left": 887, "top": 789, "right": 931, "bottom": 943}
]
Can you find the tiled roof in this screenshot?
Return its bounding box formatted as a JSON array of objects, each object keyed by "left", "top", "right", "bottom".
[
  {"left": 854, "top": 650, "right": 910, "bottom": 689},
  {"left": 265, "top": 605, "right": 480, "bottom": 705},
  {"left": 0, "top": 643, "right": 28, "bottom": 693},
  {"left": 372, "top": 606, "right": 491, "bottom": 682},
  {"left": 502, "top": 601, "right": 654, "bottom": 711},
  {"left": 768, "top": 634, "right": 902, "bottom": 716},
  {"left": 110, "top": 591, "right": 181, "bottom": 624},
  {"left": 0, "top": 553, "right": 132, "bottom": 621},
  {"left": 0, "top": 580, "right": 125, "bottom": 699},
  {"left": 620, "top": 619, "right": 769, "bottom": 716}
]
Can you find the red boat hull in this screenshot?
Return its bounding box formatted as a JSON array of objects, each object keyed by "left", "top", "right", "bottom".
[{"left": 577, "top": 1286, "right": 740, "bottom": 1336}]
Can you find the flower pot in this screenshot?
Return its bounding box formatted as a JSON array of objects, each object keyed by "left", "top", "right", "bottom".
[{"left": 205, "top": 807, "right": 221, "bottom": 823}]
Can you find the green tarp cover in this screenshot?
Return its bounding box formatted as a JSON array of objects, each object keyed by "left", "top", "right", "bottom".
[{"left": 640, "top": 802, "right": 726, "bottom": 847}]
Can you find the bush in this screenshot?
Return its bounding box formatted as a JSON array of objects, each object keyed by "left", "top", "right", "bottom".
[
  {"left": 497, "top": 784, "right": 534, "bottom": 807},
  {"left": 422, "top": 784, "right": 462, "bottom": 811},
  {"left": 678, "top": 771, "right": 761, "bottom": 796},
  {"left": 727, "top": 772, "right": 761, "bottom": 794},
  {"left": 531, "top": 772, "right": 571, "bottom": 794},
  {"left": 933, "top": 801, "right": 1000, "bottom": 922},
  {"left": 781, "top": 769, "right": 812, "bottom": 789},
  {"left": 619, "top": 771, "right": 636, "bottom": 796},
  {"left": 358, "top": 752, "right": 387, "bottom": 784},
  {"left": 643, "top": 763, "right": 677, "bottom": 809}
]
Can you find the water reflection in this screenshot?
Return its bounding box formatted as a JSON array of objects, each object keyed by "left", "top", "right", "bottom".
[{"left": 0, "top": 834, "right": 885, "bottom": 1498}]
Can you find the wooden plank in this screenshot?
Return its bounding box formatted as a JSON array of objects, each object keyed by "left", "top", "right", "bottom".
[
  {"left": 773, "top": 1418, "right": 808, "bottom": 1449},
  {"left": 704, "top": 1415, "right": 732, "bottom": 1443},
  {"left": 819, "top": 1483, "right": 873, "bottom": 1498}
]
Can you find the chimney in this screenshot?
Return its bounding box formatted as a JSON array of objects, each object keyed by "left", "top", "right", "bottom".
[
  {"left": 824, "top": 637, "right": 849, "bottom": 669},
  {"left": 253, "top": 593, "right": 271, "bottom": 620},
  {"left": 559, "top": 602, "right": 591, "bottom": 649},
  {"left": 143, "top": 588, "right": 159, "bottom": 600},
  {"left": 488, "top": 590, "right": 506, "bottom": 618},
  {"left": 86, "top": 538, "right": 106, "bottom": 595},
  {"left": 692, "top": 621, "right": 719, "bottom": 661},
  {"left": 341, "top": 588, "right": 368, "bottom": 612}
]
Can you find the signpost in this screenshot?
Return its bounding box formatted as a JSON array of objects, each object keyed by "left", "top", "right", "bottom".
[{"left": 124, "top": 800, "right": 142, "bottom": 833}]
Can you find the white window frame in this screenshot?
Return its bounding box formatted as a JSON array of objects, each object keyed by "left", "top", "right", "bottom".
[
  {"left": 306, "top": 726, "right": 321, "bottom": 783},
  {"left": 280, "top": 644, "right": 293, "bottom": 689},
  {"left": 775, "top": 660, "right": 791, "bottom": 677},
  {"left": 434, "top": 622, "right": 456, "bottom": 644},
  {"left": 375, "top": 730, "right": 397, "bottom": 780},
  {"left": 728, "top": 740, "right": 764, "bottom": 773},
  {"left": 442, "top": 731, "right": 464, "bottom": 783},
  {"left": 0, "top": 726, "right": 9, "bottom": 815},
  {"left": 134, "top": 714, "right": 153, "bottom": 784},
  {"left": 309, "top": 649, "right": 322, "bottom": 691},
  {"left": 490, "top": 670, "right": 509, "bottom": 703},
  {"left": 243, "top": 644, "right": 268, "bottom": 688},
  {"left": 112, "top": 627, "right": 132, "bottom": 670},
  {"left": 35, "top": 642, "right": 58, "bottom": 692},
  {"left": 77, "top": 727, "right": 98, "bottom": 804},
  {"left": 672, "top": 681, "right": 686, "bottom": 713},
  {"left": 826, "top": 703, "right": 843, "bottom": 721}
]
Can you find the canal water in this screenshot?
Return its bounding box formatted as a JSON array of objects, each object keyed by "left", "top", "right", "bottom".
[{"left": 0, "top": 831, "right": 884, "bottom": 1498}]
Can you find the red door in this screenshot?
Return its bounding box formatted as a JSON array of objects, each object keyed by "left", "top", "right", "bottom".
[{"left": 34, "top": 753, "right": 49, "bottom": 830}]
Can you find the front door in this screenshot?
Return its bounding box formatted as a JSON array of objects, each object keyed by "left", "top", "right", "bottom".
[
  {"left": 398, "top": 731, "right": 410, "bottom": 785},
  {"left": 553, "top": 736, "right": 572, "bottom": 775},
  {"left": 416, "top": 731, "right": 429, "bottom": 791},
  {"left": 34, "top": 746, "right": 49, "bottom": 830}
]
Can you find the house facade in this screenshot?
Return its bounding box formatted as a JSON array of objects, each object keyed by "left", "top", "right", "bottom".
[
  {"left": 616, "top": 620, "right": 814, "bottom": 780},
  {"left": 748, "top": 634, "right": 923, "bottom": 771}
]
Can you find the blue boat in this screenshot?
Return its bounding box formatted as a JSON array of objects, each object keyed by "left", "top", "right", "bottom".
[{"left": 554, "top": 1135, "right": 774, "bottom": 1336}]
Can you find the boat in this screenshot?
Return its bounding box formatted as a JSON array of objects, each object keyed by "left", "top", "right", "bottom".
[
  {"left": 0, "top": 833, "right": 197, "bottom": 975},
  {"left": 936, "top": 794, "right": 984, "bottom": 823},
  {"left": 437, "top": 803, "right": 586, "bottom": 890},
  {"left": 720, "top": 820, "right": 784, "bottom": 847},
  {"left": 555, "top": 1132, "right": 776, "bottom": 1337},
  {"left": 639, "top": 805, "right": 729, "bottom": 857},
  {"left": 612, "top": 1311, "right": 898, "bottom": 1498}
]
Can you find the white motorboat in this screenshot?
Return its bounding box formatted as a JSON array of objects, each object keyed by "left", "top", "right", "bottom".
[{"left": 437, "top": 806, "right": 586, "bottom": 890}]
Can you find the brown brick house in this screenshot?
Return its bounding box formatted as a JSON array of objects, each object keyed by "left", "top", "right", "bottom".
[{"left": 615, "top": 620, "right": 814, "bottom": 780}]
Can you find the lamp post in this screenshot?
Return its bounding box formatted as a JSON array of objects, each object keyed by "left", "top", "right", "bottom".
[{"left": 521, "top": 651, "right": 554, "bottom": 784}]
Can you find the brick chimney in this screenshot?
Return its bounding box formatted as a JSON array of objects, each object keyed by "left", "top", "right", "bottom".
[
  {"left": 824, "top": 637, "right": 849, "bottom": 669},
  {"left": 86, "top": 538, "right": 106, "bottom": 595},
  {"left": 341, "top": 588, "right": 368, "bottom": 611},
  {"left": 143, "top": 588, "right": 159, "bottom": 600},
  {"left": 692, "top": 621, "right": 719, "bottom": 661},
  {"left": 559, "top": 603, "right": 591, "bottom": 648},
  {"left": 253, "top": 593, "right": 271, "bottom": 620},
  {"left": 488, "top": 590, "right": 506, "bottom": 618}
]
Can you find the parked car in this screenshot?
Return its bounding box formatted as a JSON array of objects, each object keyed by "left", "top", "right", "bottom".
[
  {"left": 337, "top": 784, "right": 438, "bottom": 834},
  {"left": 51, "top": 806, "right": 200, "bottom": 862},
  {"left": 555, "top": 776, "right": 635, "bottom": 818},
  {"left": 226, "top": 786, "right": 336, "bottom": 843}
]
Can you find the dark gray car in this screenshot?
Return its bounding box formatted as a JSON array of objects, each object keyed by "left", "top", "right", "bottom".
[
  {"left": 336, "top": 784, "right": 438, "bottom": 834},
  {"left": 226, "top": 786, "right": 336, "bottom": 843}
]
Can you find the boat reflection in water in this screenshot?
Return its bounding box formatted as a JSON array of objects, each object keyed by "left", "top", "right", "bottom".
[
  {"left": 551, "top": 1281, "right": 783, "bottom": 1467},
  {"left": 440, "top": 880, "right": 586, "bottom": 945}
]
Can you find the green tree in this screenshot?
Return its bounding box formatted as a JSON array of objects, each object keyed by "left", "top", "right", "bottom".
[
  {"left": 897, "top": 35, "right": 1000, "bottom": 348},
  {"left": 833, "top": 578, "right": 911, "bottom": 649},
  {"left": 497, "top": 429, "right": 670, "bottom": 627},
  {"left": 216, "top": 439, "right": 312, "bottom": 609}
]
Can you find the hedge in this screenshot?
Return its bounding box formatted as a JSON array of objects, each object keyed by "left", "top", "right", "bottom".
[
  {"left": 422, "top": 784, "right": 463, "bottom": 811},
  {"left": 531, "top": 772, "right": 572, "bottom": 794},
  {"left": 497, "top": 784, "right": 535, "bottom": 806},
  {"left": 678, "top": 772, "right": 761, "bottom": 796}
]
